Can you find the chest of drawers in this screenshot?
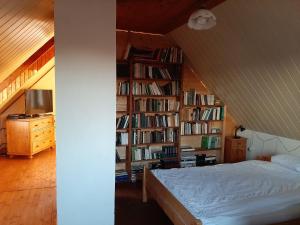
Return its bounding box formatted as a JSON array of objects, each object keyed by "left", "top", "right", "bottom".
[{"left": 6, "top": 115, "right": 55, "bottom": 158}]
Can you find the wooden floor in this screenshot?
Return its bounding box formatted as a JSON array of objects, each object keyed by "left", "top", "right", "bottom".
[{"left": 0, "top": 149, "right": 56, "bottom": 225}]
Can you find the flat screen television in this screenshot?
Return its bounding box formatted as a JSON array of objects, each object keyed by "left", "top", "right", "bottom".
[{"left": 25, "top": 89, "right": 53, "bottom": 115}]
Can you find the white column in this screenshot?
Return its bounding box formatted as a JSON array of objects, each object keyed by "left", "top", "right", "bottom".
[{"left": 55, "top": 1, "right": 116, "bottom": 225}]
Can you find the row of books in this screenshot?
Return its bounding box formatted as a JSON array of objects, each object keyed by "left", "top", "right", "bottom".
[
  {"left": 117, "top": 81, "right": 130, "bottom": 95},
  {"left": 133, "top": 98, "right": 180, "bottom": 112},
  {"left": 132, "top": 113, "right": 179, "bottom": 128},
  {"left": 131, "top": 146, "right": 177, "bottom": 161},
  {"left": 132, "top": 128, "right": 178, "bottom": 145},
  {"left": 184, "top": 90, "right": 215, "bottom": 106},
  {"left": 182, "top": 107, "right": 224, "bottom": 121},
  {"left": 116, "top": 148, "right": 126, "bottom": 161},
  {"left": 201, "top": 136, "right": 222, "bottom": 149},
  {"left": 133, "top": 63, "right": 178, "bottom": 80},
  {"left": 180, "top": 122, "right": 209, "bottom": 135},
  {"left": 116, "top": 132, "right": 128, "bottom": 145},
  {"left": 116, "top": 115, "right": 129, "bottom": 129},
  {"left": 132, "top": 81, "right": 180, "bottom": 96},
  {"left": 124, "top": 45, "right": 183, "bottom": 64}
]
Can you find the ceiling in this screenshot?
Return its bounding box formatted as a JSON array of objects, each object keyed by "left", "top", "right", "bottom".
[
  {"left": 117, "top": 0, "right": 226, "bottom": 34},
  {"left": 0, "top": 0, "right": 54, "bottom": 82},
  {"left": 170, "top": 0, "right": 300, "bottom": 140}
]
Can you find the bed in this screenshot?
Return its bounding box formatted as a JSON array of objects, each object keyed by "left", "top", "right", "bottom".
[{"left": 143, "top": 159, "right": 300, "bottom": 225}]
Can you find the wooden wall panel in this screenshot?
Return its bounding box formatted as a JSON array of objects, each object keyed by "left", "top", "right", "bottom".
[
  {"left": 170, "top": 0, "right": 300, "bottom": 140},
  {"left": 0, "top": 0, "right": 54, "bottom": 82}
]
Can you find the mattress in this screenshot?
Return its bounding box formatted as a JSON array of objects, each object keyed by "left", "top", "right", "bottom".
[{"left": 151, "top": 160, "right": 300, "bottom": 225}]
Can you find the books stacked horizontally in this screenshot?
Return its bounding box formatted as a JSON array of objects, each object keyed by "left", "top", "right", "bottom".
[
  {"left": 116, "top": 115, "right": 129, "bottom": 129},
  {"left": 180, "top": 146, "right": 196, "bottom": 167},
  {"left": 131, "top": 146, "right": 177, "bottom": 161},
  {"left": 184, "top": 90, "right": 216, "bottom": 106},
  {"left": 115, "top": 170, "right": 129, "bottom": 183},
  {"left": 132, "top": 81, "right": 180, "bottom": 96},
  {"left": 124, "top": 45, "right": 183, "bottom": 64},
  {"left": 132, "top": 128, "right": 178, "bottom": 145},
  {"left": 134, "top": 63, "right": 178, "bottom": 80},
  {"left": 201, "top": 136, "right": 222, "bottom": 149},
  {"left": 180, "top": 122, "right": 208, "bottom": 135},
  {"left": 116, "top": 132, "right": 128, "bottom": 145},
  {"left": 117, "top": 81, "right": 130, "bottom": 95},
  {"left": 182, "top": 107, "right": 224, "bottom": 121},
  {"left": 132, "top": 113, "right": 179, "bottom": 128},
  {"left": 133, "top": 98, "right": 180, "bottom": 112}
]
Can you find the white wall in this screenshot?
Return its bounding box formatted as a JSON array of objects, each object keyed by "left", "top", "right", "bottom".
[
  {"left": 170, "top": 0, "right": 300, "bottom": 140},
  {"left": 238, "top": 130, "right": 300, "bottom": 159},
  {"left": 55, "top": 1, "right": 115, "bottom": 225}
]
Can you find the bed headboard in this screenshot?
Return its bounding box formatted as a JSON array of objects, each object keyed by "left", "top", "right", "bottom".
[{"left": 238, "top": 130, "right": 300, "bottom": 159}]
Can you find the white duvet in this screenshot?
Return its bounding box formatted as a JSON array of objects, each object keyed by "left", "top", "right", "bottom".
[{"left": 152, "top": 160, "right": 300, "bottom": 225}]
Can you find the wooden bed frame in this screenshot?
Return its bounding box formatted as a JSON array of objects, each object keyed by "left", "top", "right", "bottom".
[{"left": 142, "top": 167, "right": 300, "bottom": 225}]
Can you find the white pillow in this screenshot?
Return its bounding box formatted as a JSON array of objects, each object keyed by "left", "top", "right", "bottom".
[{"left": 271, "top": 154, "right": 300, "bottom": 172}]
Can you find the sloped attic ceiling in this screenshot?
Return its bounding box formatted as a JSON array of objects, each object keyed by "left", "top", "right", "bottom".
[
  {"left": 0, "top": 0, "right": 54, "bottom": 82},
  {"left": 170, "top": 0, "right": 300, "bottom": 140}
]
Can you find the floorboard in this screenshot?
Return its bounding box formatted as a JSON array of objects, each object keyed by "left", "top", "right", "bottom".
[{"left": 0, "top": 149, "right": 56, "bottom": 225}]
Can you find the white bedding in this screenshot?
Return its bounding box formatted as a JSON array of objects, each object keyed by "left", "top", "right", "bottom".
[{"left": 151, "top": 160, "right": 300, "bottom": 225}]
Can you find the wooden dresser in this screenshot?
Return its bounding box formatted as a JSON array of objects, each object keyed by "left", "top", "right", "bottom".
[
  {"left": 224, "top": 136, "right": 247, "bottom": 163},
  {"left": 6, "top": 115, "right": 55, "bottom": 158}
]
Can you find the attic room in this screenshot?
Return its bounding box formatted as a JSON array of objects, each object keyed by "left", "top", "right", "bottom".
[{"left": 0, "top": 0, "right": 299, "bottom": 225}]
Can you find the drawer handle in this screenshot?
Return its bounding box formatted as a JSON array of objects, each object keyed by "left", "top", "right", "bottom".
[
  {"left": 35, "top": 145, "right": 39, "bottom": 148},
  {"left": 34, "top": 124, "right": 38, "bottom": 127}
]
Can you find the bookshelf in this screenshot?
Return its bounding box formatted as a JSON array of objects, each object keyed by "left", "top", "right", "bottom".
[
  {"left": 180, "top": 89, "right": 226, "bottom": 165},
  {"left": 116, "top": 47, "right": 183, "bottom": 178},
  {"left": 116, "top": 46, "right": 226, "bottom": 179}
]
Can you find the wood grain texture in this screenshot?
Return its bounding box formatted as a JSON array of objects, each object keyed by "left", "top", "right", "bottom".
[
  {"left": 0, "top": 149, "right": 56, "bottom": 225},
  {"left": 0, "top": 0, "right": 54, "bottom": 82},
  {"left": 117, "top": 0, "right": 226, "bottom": 34},
  {"left": 170, "top": 0, "right": 300, "bottom": 140}
]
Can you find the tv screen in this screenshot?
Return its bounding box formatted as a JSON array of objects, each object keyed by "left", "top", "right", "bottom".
[{"left": 25, "top": 89, "right": 53, "bottom": 115}]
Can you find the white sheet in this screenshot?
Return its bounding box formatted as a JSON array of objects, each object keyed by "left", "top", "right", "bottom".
[{"left": 151, "top": 160, "right": 300, "bottom": 225}]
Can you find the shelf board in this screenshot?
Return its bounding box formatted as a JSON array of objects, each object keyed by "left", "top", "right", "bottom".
[
  {"left": 116, "top": 110, "right": 128, "bottom": 113},
  {"left": 117, "top": 77, "right": 130, "bottom": 80},
  {"left": 116, "top": 94, "right": 129, "bottom": 97},
  {"left": 133, "top": 95, "right": 179, "bottom": 98},
  {"left": 132, "top": 58, "right": 182, "bottom": 65},
  {"left": 132, "top": 111, "right": 179, "bottom": 114},
  {"left": 183, "top": 104, "right": 223, "bottom": 108},
  {"left": 180, "top": 120, "right": 224, "bottom": 123},
  {"left": 116, "top": 144, "right": 128, "bottom": 147},
  {"left": 133, "top": 78, "right": 180, "bottom": 82},
  {"left": 132, "top": 127, "right": 179, "bottom": 130},
  {"left": 194, "top": 148, "right": 221, "bottom": 152},
  {"left": 181, "top": 133, "right": 222, "bottom": 137},
  {"left": 131, "top": 157, "right": 178, "bottom": 164},
  {"left": 132, "top": 142, "right": 177, "bottom": 147},
  {"left": 116, "top": 128, "right": 128, "bottom": 132}
]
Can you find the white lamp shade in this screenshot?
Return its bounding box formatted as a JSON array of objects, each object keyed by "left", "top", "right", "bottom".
[{"left": 188, "top": 9, "right": 216, "bottom": 30}]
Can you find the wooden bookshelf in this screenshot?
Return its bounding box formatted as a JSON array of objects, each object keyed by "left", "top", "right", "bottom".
[
  {"left": 180, "top": 89, "right": 226, "bottom": 163},
  {"left": 116, "top": 47, "right": 183, "bottom": 178}
]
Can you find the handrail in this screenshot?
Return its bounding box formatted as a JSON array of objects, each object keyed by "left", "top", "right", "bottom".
[{"left": 0, "top": 37, "right": 55, "bottom": 105}]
